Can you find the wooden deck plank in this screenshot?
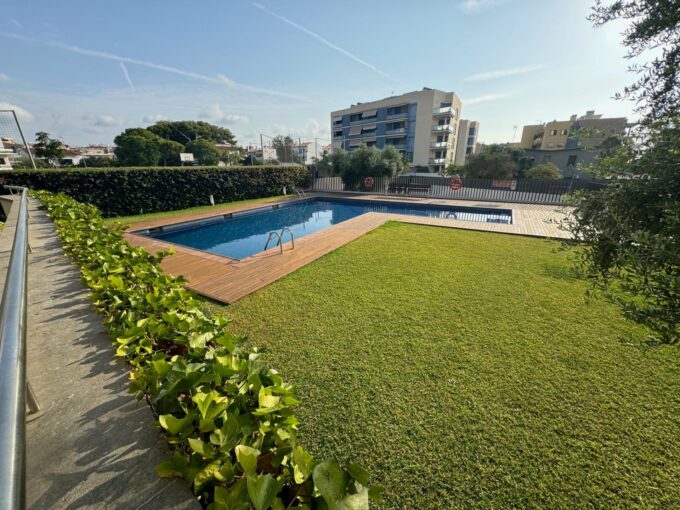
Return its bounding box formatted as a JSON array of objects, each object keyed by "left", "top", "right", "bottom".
[{"left": 124, "top": 194, "right": 571, "bottom": 304}]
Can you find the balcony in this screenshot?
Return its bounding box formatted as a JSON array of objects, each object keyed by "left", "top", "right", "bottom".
[
  {"left": 428, "top": 158, "right": 447, "bottom": 165},
  {"left": 432, "top": 106, "right": 455, "bottom": 116},
  {"left": 432, "top": 124, "right": 454, "bottom": 133},
  {"left": 430, "top": 141, "right": 451, "bottom": 149},
  {"left": 386, "top": 111, "right": 408, "bottom": 120},
  {"left": 385, "top": 127, "right": 407, "bottom": 135}
]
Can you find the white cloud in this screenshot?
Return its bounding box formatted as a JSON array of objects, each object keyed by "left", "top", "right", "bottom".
[
  {"left": 464, "top": 93, "right": 509, "bottom": 106},
  {"left": 82, "top": 113, "right": 120, "bottom": 127},
  {"left": 458, "top": 0, "right": 500, "bottom": 13},
  {"left": 10, "top": 19, "right": 23, "bottom": 30},
  {"left": 142, "top": 114, "right": 167, "bottom": 124},
  {"left": 250, "top": 2, "right": 396, "bottom": 82},
  {"left": 464, "top": 65, "right": 544, "bottom": 82},
  {"left": 0, "top": 73, "right": 8, "bottom": 82},
  {"left": 199, "top": 104, "right": 249, "bottom": 125},
  {"left": 0, "top": 102, "right": 34, "bottom": 121}
]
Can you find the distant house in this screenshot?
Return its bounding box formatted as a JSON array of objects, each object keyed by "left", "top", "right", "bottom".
[{"left": 292, "top": 141, "right": 326, "bottom": 165}]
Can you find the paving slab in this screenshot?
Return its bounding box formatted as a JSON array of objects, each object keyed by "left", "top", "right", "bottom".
[{"left": 0, "top": 196, "right": 200, "bottom": 510}]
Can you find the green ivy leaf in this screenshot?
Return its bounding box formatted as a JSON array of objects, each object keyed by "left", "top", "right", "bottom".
[
  {"left": 313, "top": 460, "right": 349, "bottom": 506},
  {"left": 247, "top": 473, "right": 282, "bottom": 510},
  {"left": 347, "top": 463, "right": 369, "bottom": 486},
  {"left": 235, "top": 444, "right": 260, "bottom": 478},
  {"left": 292, "top": 445, "right": 315, "bottom": 484},
  {"left": 158, "top": 413, "right": 194, "bottom": 436}
]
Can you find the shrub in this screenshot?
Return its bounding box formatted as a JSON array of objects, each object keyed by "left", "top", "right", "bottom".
[
  {"left": 33, "top": 190, "right": 377, "bottom": 509},
  {"left": 3, "top": 166, "right": 311, "bottom": 217},
  {"left": 525, "top": 163, "right": 562, "bottom": 180}
]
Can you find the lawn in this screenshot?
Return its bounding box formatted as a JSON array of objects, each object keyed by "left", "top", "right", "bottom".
[
  {"left": 205, "top": 223, "right": 679, "bottom": 509},
  {"left": 103, "top": 195, "right": 286, "bottom": 225}
]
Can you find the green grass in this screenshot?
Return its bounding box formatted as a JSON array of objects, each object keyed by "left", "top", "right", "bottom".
[
  {"left": 103, "top": 195, "right": 286, "bottom": 225},
  {"left": 205, "top": 223, "right": 679, "bottom": 509}
]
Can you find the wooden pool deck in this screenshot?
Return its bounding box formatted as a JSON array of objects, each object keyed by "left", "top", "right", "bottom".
[{"left": 124, "top": 194, "right": 571, "bottom": 304}]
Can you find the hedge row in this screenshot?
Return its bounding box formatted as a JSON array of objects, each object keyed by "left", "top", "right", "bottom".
[
  {"left": 3, "top": 166, "right": 310, "bottom": 217},
  {"left": 34, "top": 190, "right": 377, "bottom": 509}
]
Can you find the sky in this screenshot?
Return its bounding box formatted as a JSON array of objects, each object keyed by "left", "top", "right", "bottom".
[{"left": 0, "top": 0, "right": 637, "bottom": 147}]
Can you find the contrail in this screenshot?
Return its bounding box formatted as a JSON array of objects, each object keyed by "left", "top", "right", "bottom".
[
  {"left": 119, "top": 62, "right": 135, "bottom": 92},
  {"left": 0, "top": 31, "right": 305, "bottom": 100},
  {"left": 250, "top": 2, "right": 397, "bottom": 82}
]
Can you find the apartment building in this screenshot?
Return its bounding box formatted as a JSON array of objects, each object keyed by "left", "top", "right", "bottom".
[
  {"left": 292, "top": 140, "right": 327, "bottom": 164},
  {"left": 519, "top": 111, "right": 628, "bottom": 151},
  {"left": 453, "top": 120, "right": 479, "bottom": 166},
  {"left": 331, "top": 88, "right": 462, "bottom": 173}
]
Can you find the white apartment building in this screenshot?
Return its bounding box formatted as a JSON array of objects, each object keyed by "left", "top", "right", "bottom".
[
  {"left": 453, "top": 120, "right": 480, "bottom": 166},
  {"left": 292, "top": 141, "right": 327, "bottom": 164},
  {"left": 331, "top": 88, "right": 462, "bottom": 173}
]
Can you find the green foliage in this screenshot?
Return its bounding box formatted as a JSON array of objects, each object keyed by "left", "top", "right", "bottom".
[
  {"left": 524, "top": 162, "right": 561, "bottom": 180},
  {"left": 330, "top": 146, "right": 408, "bottom": 191},
  {"left": 114, "top": 128, "right": 163, "bottom": 166},
  {"left": 565, "top": 115, "right": 680, "bottom": 344},
  {"left": 33, "top": 131, "right": 64, "bottom": 165},
  {"left": 459, "top": 151, "right": 517, "bottom": 180},
  {"left": 147, "top": 120, "right": 236, "bottom": 145},
  {"left": 159, "top": 139, "right": 185, "bottom": 166},
  {"left": 589, "top": 0, "right": 680, "bottom": 122},
  {"left": 220, "top": 223, "right": 676, "bottom": 509},
  {"left": 186, "top": 139, "right": 220, "bottom": 166},
  {"left": 33, "top": 190, "right": 375, "bottom": 509},
  {"left": 77, "top": 156, "right": 114, "bottom": 168},
  {"left": 271, "top": 136, "right": 302, "bottom": 164},
  {"left": 4, "top": 165, "right": 310, "bottom": 217}
]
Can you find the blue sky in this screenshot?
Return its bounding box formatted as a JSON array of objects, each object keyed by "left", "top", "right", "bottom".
[{"left": 1, "top": 0, "right": 635, "bottom": 146}]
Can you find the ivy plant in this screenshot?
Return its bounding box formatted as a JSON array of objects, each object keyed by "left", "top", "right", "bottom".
[{"left": 34, "top": 190, "right": 378, "bottom": 509}]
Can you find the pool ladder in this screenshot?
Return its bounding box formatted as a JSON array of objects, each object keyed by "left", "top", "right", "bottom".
[
  {"left": 264, "top": 227, "right": 295, "bottom": 254},
  {"left": 293, "top": 187, "right": 307, "bottom": 199}
]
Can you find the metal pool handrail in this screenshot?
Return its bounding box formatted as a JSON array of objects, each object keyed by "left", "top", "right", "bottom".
[{"left": 0, "top": 186, "right": 30, "bottom": 510}]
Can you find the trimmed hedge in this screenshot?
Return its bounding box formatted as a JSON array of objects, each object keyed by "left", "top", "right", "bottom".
[
  {"left": 3, "top": 166, "right": 311, "bottom": 217},
  {"left": 34, "top": 190, "right": 377, "bottom": 509}
]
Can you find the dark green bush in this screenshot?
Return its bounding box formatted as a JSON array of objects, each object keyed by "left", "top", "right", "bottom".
[{"left": 2, "top": 166, "right": 311, "bottom": 217}]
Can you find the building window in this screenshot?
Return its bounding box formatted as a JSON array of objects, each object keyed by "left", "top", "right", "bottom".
[
  {"left": 556, "top": 143, "right": 564, "bottom": 148},
  {"left": 560, "top": 129, "right": 568, "bottom": 135},
  {"left": 550, "top": 130, "right": 557, "bottom": 136},
  {"left": 567, "top": 155, "right": 577, "bottom": 167},
  {"left": 333, "top": 130, "right": 342, "bottom": 138},
  {"left": 349, "top": 113, "right": 362, "bottom": 122},
  {"left": 469, "top": 127, "right": 475, "bottom": 135},
  {"left": 467, "top": 136, "right": 474, "bottom": 145}
]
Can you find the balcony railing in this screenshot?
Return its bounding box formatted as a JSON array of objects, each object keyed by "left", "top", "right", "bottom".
[
  {"left": 432, "top": 124, "right": 454, "bottom": 133},
  {"left": 432, "top": 106, "right": 455, "bottom": 116},
  {"left": 428, "top": 158, "right": 447, "bottom": 164},
  {"left": 430, "top": 142, "right": 451, "bottom": 148},
  {"left": 385, "top": 128, "right": 407, "bottom": 135},
  {"left": 386, "top": 111, "right": 408, "bottom": 120}
]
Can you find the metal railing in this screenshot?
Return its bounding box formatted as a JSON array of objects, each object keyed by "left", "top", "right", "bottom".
[
  {"left": 312, "top": 175, "right": 606, "bottom": 205},
  {"left": 0, "top": 186, "right": 31, "bottom": 510}
]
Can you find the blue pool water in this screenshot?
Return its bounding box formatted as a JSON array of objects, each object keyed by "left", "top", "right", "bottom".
[{"left": 141, "top": 198, "right": 512, "bottom": 260}]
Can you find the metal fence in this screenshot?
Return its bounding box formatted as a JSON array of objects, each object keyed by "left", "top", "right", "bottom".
[
  {"left": 312, "top": 174, "right": 606, "bottom": 205},
  {"left": 0, "top": 186, "right": 31, "bottom": 509}
]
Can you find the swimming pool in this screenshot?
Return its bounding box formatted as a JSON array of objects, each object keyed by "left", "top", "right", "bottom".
[{"left": 139, "top": 198, "right": 512, "bottom": 260}]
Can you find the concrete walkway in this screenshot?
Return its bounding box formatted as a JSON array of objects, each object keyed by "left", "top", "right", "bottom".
[{"left": 0, "top": 196, "right": 199, "bottom": 509}]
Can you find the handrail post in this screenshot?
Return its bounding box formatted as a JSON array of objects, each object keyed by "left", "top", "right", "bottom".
[{"left": 0, "top": 187, "right": 30, "bottom": 510}]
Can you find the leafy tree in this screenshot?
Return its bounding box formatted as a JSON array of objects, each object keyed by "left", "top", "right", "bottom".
[
  {"left": 589, "top": 0, "right": 680, "bottom": 122},
  {"left": 185, "top": 139, "right": 220, "bottom": 165},
  {"left": 272, "top": 135, "right": 295, "bottom": 163},
  {"left": 147, "top": 120, "right": 236, "bottom": 145},
  {"left": 34, "top": 132, "right": 64, "bottom": 166},
  {"left": 459, "top": 152, "right": 517, "bottom": 180},
  {"left": 599, "top": 135, "right": 623, "bottom": 157},
  {"left": 333, "top": 145, "right": 406, "bottom": 190},
  {"left": 525, "top": 162, "right": 561, "bottom": 180},
  {"left": 563, "top": 2, "right": 680, "bottom": 344},
  {"left": 113, "top": 128, "right": 162, "bottom": 166},
  {"left": 158, "top": 139, "right": 184, "bottom": 166}
]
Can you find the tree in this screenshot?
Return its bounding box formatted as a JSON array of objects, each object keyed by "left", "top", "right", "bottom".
[
  {"left": 525, "top": 163, "right": 561, "bottom": 180},
  {"left": 113, "top": 128, "right": 161, "bottom": 166},
  {"left": 185, "top": 139, "right": 219, "bottom": 165},
  {"left": 147, "top": 120, "right": 236, "bottom": 145},
  {"left": 272, "top": 135, "right": 295, "bottom": 163},
  {"left": 563, "top": 2, "right": 680, "bottom": 344},
  {"left": 332, "top": 145, "right": 405, "bottom": 190},
  {"left": 589, "top": 0, "right": 680, "bottom": 122},
  {"left": 459, "top": 152, "right": 517, "bottom": 179},
  {"left": 34, "top": 132, "right": 64, "bottom": 166},
  {"left": 158, "top": 139, "right": 184, "bottom": 166},
  {"left": 78, "top": 156, "right": 114, "bottom": 167}
]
